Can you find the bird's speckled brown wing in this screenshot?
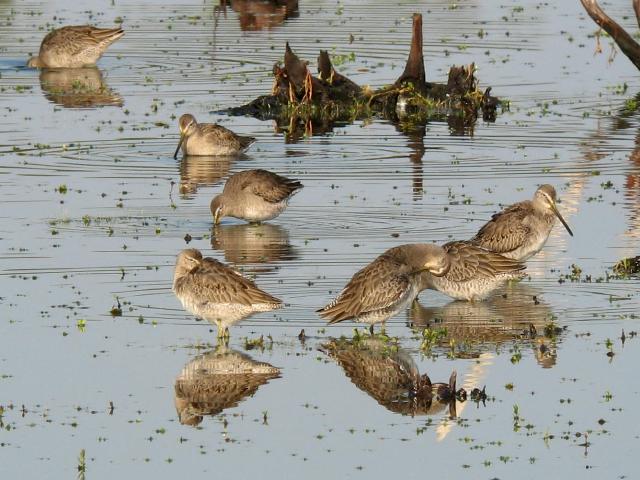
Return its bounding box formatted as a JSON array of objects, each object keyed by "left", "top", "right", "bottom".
[
  {"left": 198, "top": 124, "right": 245, "bottom": 149},
  {"left": 42, "top": 26, "right": 123, "bottom": 57},
  {"left": 471, "top": 201, "right": 533, "bottom": 255},
  {"left": 175, "top": 257, "right": 282, "bottom": 306},
  {"left": 442, "top": 241, "right": 525, "bottom": 282},
  {"left": 232, "top": 169, "right": 303, "bottom": 203},
  {"left": 317, "top": 256, "right": 412, "bottom": 323}
]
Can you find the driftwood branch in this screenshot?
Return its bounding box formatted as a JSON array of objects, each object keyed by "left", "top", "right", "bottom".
[{"left": 580, "top": 0, "right": 640, "bottom": 70}]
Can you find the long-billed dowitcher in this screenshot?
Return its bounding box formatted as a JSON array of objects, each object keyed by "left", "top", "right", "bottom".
[
  {"left": 172, "top": 248, "right": 282, "bottom": 338},
  {"left": 418, "top": 241, "right": 526, "bottom": 302},
  {"left": 317, "top": 244, "right": 450, "bottom": 333},
  {"left": 210, "top": 169, "right": 303, "bottom": 224},
  {"left": 173, "top": 114, "right": 255, "bottom": 158},
  {"left": 27, "top": 25, "right": 124, "bottom": 68},
  {"left": 470, "top": 184, "right": 573, "bottom": 261}
]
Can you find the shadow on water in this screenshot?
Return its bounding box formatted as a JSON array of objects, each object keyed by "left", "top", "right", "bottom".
[
  {"left": 320, "top": 337, "right": 470, "bottom": 418},
  {"left": 39, "top": 67, "right": 123, "bottom": 108},
  {"left": 211, "top": 223, "right": 298, "bottom": 268},
  {"left": 174, "top": 345, "right": 280, "bottom": 426},
  {"left": 410, "top": 283, "right": 560, "bottom": 369}
]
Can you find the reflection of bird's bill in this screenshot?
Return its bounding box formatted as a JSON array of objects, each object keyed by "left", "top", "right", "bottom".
[
  {"left": 551, "top": 202, "right": 573, "bottom": 237},
  {"left": 174, "top": 134, "right": 185, "bottom": 159},
  {"left": 213, "top": 207, "right": 222, "bottom": 224},
  {"left": 436, "top": 352, "right": 493, "bottom": 442}
]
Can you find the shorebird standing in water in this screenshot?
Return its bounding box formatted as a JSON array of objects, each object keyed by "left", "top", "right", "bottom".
[
  {"left": 172, "top": 249, "right": 282, "bottom": 339},
  {"left": 318, "top": 243, "right": 525, "bottom": 333},
  {"left": 174, "top": 114, "right": 255, "bottom": 158},
  {"left": 318, "top": 244, "right": 447, "bottom": 334},
  {"left": 470, "top": 184, "right": 573, "bottom": 262},
  {"left": 27, "top": 25, "right": 124, "bottom": 68},
  {"left": 210, "top": 169, "right": 303, "bottom": 224}
]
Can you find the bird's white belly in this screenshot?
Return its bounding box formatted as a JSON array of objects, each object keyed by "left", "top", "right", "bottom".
[{"left": 240, "top": 200, "right": 288, "bottom": 222}]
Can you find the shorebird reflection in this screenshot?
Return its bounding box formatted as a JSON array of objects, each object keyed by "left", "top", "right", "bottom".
[
  {"left": 39, "top": 67, "right": 122, "bottom": 108},
  {"left": 410, "top": 283, "right": 558, "bottom": 368},
  {"left": 179, "top": 155, "right": 234, "bottom": 196},
  {"left": 174, "top": 346, "right": 280, "bottom": 426},
  {"left": 320, "top": 337, "right": 464, "bottom": 417},
  {"left": 211, "top": 223, "right": 297, "bottom": 267}
]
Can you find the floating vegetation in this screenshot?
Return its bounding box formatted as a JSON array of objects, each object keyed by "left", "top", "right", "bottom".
[{"left": 612, "top": 256, "right": 640, "bottom": 276}]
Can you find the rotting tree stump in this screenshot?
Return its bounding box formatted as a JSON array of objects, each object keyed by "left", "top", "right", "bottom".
[{"left": 224, "top": 13, "right": 501, "bottom": 137}]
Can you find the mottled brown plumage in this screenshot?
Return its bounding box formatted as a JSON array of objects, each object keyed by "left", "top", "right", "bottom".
[
  {"left": 210, "top": 169, "right": 303, "bottom": 224},
  {"left": 320, "top": 338, "right": 460, "bottom": 416},
  {"left": 419, "top": 241, "right": 526, "bottom": 301},
  {"left": 317, "top": 244, "right": 450, "bottom": 328},
  {"left": 471, "top": 184, "right": 573, "bottom": 261},
  {"left": 174, "top": 114, "right": 255, "bottom": 158},
  {"left": 174, "top": 346, "right": 280, "bottom": 426},
  {"left": 172, "top": 248, "right": 282, "bottom": 337},
  {"left": 27, "top": 25, "right": 124, "bottom": 68}
]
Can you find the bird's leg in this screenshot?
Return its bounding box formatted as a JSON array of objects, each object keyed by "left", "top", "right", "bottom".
[
  {"left": 369, "top": 324, "right": 374, "bottom": 336},
  {"left": 305, "top": 119, "right": 313, "bottom": 137}
]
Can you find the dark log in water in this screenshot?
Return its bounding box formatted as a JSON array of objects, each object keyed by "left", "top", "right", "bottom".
[{"left": 224, "top": 13, "right": 501, "bottom": 132}]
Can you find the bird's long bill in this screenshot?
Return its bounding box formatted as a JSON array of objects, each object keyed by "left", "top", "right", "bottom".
[
  {"left": 173, "top": 134, "right": 185, "bottom": 159},
  {"left": 551, "top": 203, "right": 574, "bottom": 237}
]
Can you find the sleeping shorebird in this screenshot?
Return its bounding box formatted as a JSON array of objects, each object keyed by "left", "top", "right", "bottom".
[
  {"left": 470, "top": 184, "right": 573, "bottom": 261},
  {"left": 174, "top": 114, "right": 255, "bottom": 158},
  {"left": 27, "top": 25, "right": 124, "bottom": 68},
  {"left": 210, "top": 169, "right": 303, "bottom": 224},
  {"left": 318, "top": 243, "right": 525, "bottom": 333},
  {"left": 172, "top": 249, "right": 282, "bottom": 338},
  {"left": 317, "top": 244, "right": 450, "bottom": 333}
]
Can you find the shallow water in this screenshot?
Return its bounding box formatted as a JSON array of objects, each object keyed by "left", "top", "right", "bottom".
[{"left": 1, "top": 0, "right": 640, "bottom": 478}]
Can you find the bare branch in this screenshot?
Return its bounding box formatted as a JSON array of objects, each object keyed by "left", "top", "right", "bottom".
[{"left": 580, "top": 0, "right": 640, "bottom": 70}]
